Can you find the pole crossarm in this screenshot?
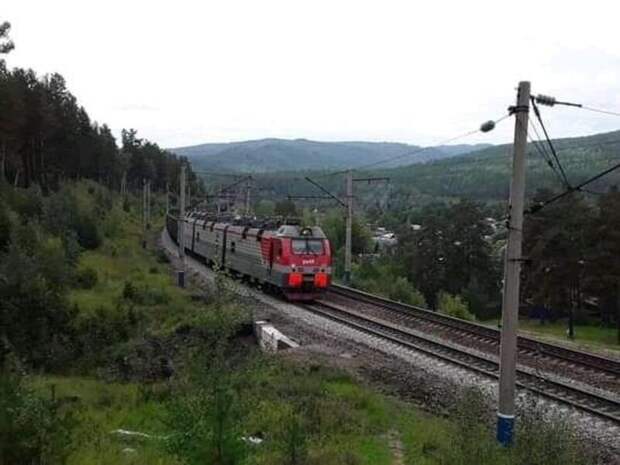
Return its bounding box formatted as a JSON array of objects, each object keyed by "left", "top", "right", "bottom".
[
  {"left": 304, "top": 176, "right": 347, "bottom": 207},
  {"left": 353, "top": 176, "right": 390, "bottom": 183},
  {"left": 287, "top": 195, "right": 336, "bottom": 200}
]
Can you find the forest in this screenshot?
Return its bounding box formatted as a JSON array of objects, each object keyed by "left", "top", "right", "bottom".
[{"left": 0, "top": 26, "right": 202, "bottom": 195}]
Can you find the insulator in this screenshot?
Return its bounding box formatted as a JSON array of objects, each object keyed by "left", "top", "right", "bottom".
[
  {"left": 535, "top": 94, "right": 556, "bottom": 106},
  {"left": 480, "top": 120, "right": 495, "bottom": 133}
]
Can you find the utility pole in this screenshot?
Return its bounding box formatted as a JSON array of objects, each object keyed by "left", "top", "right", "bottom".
[
  {"left": 165, "top": 182, "right": 169, "bottom": 215},
  {"left": 245, "top": 177, "right": 251, "bottom": 215},
  {"left": 497, "top": 81, "right": 530, "bottom": 446},
  {"left": 304, "top": 174, "right": 387, "bottom": 286},
  {"left": 216, "top": 184, "right": 221, "bottom": 216},
  {"left": 344, "top": 170, "right": 353, "bottom": 284},
  {"left": 178, "top": 164, "right": 186, "bottom": 287}
]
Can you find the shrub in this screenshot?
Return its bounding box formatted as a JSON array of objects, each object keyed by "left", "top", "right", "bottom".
[
  {"left": 75, "top": 267, "right": 98, "bottom": 289},
  {"left": 122, "top": 281, "right": 137, "bottom": 301},
  {"left": 156, "top": 248, "right": 171, "bottom": 264},
  {"left": 0, "top": 368, "right": 73, "bottom": 465},
  {"left": 388, "top": 277, "right": 427, "bottom": 307},
  {"left": 0, "top": 205, "right": 11, "bottom": 252},
  {"left": 512, "top": 398, "right": 586, "bottom": 465},
  {"left": 0, "top": 245, "right": 75, "bottom": 369},
  {"left": 74, "top": 214, "right": 101, "bottom": 250},
  {"left": 437, "top": 292, "right": 476, "bottom": 321}
]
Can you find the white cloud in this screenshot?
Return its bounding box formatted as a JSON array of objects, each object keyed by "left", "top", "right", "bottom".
[{"left": 3, "top": 0, "right": 620, "bottom": 148}]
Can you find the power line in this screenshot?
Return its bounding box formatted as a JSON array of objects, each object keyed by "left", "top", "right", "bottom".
[
  {"left": 526, "top": 119, "right": 566, "bottom": 186},
  {"left": 530, "top": 98, "right": 571, "bottom": 188},
  {"left": 580, "top": 105, "right": 620, "bottom": 118},
  {"left": 316, "top": 112, "right": 511, "bottom": 178},
  {"left": 534, "top": 94, "right": 620, "bottom": 118},
  {"left": 526, "top": 160, "right": 620, "bottom": 215}
]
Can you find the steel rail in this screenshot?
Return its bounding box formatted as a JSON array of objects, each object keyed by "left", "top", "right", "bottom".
[
  {"left": 302, "top": 300, "right": 620, "bottom": 424},
  {"left": 329, "top": 284, "right": 620, "bottom": 377}
]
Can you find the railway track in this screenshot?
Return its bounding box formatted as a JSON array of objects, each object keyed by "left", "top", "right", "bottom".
[
  {"left": 302, "top": 299, "right": 620, "bottom": 424},
  {"left": 328, "top": 284, "right": 620, "bottom": 383}
]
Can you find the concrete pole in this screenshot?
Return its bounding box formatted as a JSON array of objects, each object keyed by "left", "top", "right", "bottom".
[
  {"left": 497, "top": 81, "right": 530, "bottom": 446},
  {"left": 165, "top": 182, "right": 169, "bottom": 215},
  {"left": 216, "top": 184, "right": 221, "bottom": 216},
  {"left": 178, "top": 164, "right": 186, "bottom": 287},
  {"left": 245, "top": 178, "right": 251, "bottom": 216},
  {"left": 344, "top": 170, "right": 353, "bottom": 284}
]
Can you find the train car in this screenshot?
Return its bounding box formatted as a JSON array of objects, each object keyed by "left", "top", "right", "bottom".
[{"left": 168, "top": 212, "right": 332, "bottom": 300}]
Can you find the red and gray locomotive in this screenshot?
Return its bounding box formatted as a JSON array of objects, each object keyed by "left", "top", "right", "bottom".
[{"left": 167, "top": 212, "right": 332, "bottom": 300}]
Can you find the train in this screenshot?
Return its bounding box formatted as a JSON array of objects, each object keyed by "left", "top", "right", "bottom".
[{"left": 166, "top": 212, "right": 333, "bottom": 300}]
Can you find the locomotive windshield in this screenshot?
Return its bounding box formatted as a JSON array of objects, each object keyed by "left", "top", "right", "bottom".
[{"left": 291, "top": 238, "right": 324, "bottom": 255}]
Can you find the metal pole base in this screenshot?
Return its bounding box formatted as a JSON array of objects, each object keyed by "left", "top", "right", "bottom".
[
  {"left": 177, "top": 270, "right": 185, "bottom": 288},
  {"left": 496, "top": 413, "right": 515, "bottom": 446},
  {"left": 343, "top": 271, "right": 351, "bottom": 285}
]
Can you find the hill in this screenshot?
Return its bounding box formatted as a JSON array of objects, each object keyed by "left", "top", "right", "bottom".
[
  {"left": 170, "top": 138, "right": 491, "bottom": 173},
  {"left": 240, "top": 129, "right": 620, "bottom": 211},
  {"left": 380, "top": 128, "right": 620, "bottom": 201}
]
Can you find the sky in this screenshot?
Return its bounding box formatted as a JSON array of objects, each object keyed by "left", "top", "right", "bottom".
[{"left": 3, "top": 0, "right": 620, "bottom": 149}]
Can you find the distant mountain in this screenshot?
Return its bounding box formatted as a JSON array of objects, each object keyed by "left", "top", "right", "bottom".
[
  {"left": 238, "top": 129, "right": 620, "bottom": 208},
  {"left": 377, "top": 129, "right": 620, "bottom": 201},
  {"left": 170, "top": 138, "right": 491, "bottom": 173}
]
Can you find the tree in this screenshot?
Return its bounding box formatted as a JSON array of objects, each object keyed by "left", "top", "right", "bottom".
[
  {"left": 275, "top": 199, "right": 297, "bottom": 217},
  {"left": 396, "top": 202, "right": 498, "bottom": 311},
  {"left": 587, "top": 186, "right": 620, "bottom": 343},
  {"left": 0, "top": 21, "right": 14, "bottom": 59},
  {"left": 523, "top": 190, "right": 594, "bottom": 336}
]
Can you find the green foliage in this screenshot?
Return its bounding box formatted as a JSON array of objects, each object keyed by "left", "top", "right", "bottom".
[
  {"left": 0, "top": 203, "right": 10, "bottom": 251},
  {"left": 275, "top": 199, "right": 297, "bottom": 217},
  {"left": 397, "top": 200, "right": 499, "bottom": 310},
  {"left": 511, "top": 399, "right": 586, "bottom": 465},
  {"left": 437, "top": 292, "right": 476, "bottom": 321},
  {"left": 254, "top": 199, "right": 276, "bottom": 217},
  {"left": 352, "top": 259, "right": 426, "bottom": 307},
  {"left": 0, "top": 242, "right": 75, "bottom": 369},
  {"left": 75, "top": 267, "right": 98, "bottom": 289},
  {"left": 0, "top": 368, "right": 73, "bottom": 465},
  {"left": 0, "top": 59, "right": 203, "bottom": 195}
]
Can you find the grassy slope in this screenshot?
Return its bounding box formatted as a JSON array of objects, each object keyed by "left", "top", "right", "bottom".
[
  {"left": 483, "top": 317, "right": 619, "bottom": 353},
  {"left": 27, "top": 190, "right": 587, "bottom": 465},
  {"left": 25, "top": 197, "right": 414, "bottom": 464}
]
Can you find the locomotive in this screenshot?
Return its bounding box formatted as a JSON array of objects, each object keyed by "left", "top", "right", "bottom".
[{"left": 166, "top": 212, "right": 332, "bottom": 300}]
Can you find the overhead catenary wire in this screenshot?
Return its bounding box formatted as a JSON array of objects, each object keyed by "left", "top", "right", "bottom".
[
  {"left": 315, "top": 112, "right": 512, "bottom": 178},
  {"left": 527, "top": 119, "right": 566, "bottom": 187},
  {"left": 530, "top": 98, "right": 571, "bottom": 188},
  {"left": 535, "top": 94, "right": 620, "bottom": 118},
  {"left": 579, "top": 105, "right": 620, "bottom": 118},
  {"left": 526, "top": 160, "right": 620, "bottom": 215}
]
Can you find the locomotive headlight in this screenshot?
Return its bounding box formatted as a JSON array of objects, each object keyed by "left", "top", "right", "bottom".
[
  {"left": 288, "top": 272, "right": 303, "bottom": 287},
  {"left": 314, "top": 273, "right": 329, "bottom": 288}
]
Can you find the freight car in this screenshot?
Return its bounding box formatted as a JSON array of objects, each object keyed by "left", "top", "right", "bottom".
[{"left": 167, "top": 212, "right": 332, "bottom": 300}]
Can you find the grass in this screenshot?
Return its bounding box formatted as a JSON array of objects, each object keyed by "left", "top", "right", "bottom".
[
  {"left": 518, "top": 318, "right": 619, "bottom": 351},
  {"left": 28, "top": 376, "right": 179, "bottom": 465},
  {"left": 69, "top": 206, "right": 200, "bottom": 334},
  {"left": 484, "top": 317, "right": 620, "bottom": 352}
]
